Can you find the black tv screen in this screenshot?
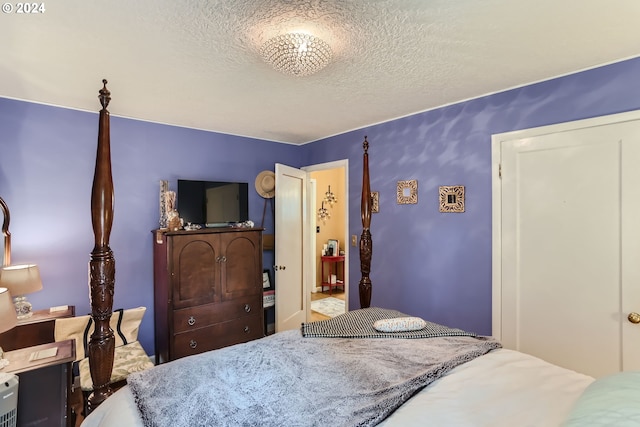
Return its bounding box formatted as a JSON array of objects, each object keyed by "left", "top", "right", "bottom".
[{"left": 177, "top": 180, "right": 249, "bottom": 225}]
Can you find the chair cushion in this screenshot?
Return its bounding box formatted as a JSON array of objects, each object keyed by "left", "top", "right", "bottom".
[
  {"left": 78, "top": 341, "right": 154, "bottom": 391},
  {"left": 55, "top": 306, "right": 146, "bottom": 361}
]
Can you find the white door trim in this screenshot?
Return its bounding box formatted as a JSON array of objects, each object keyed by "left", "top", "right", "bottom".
[
  {"left": 303, "top": 159, "right": 349, "bottom": 311},
  {"left": 491, "top": 109, "right": 640, "bottom": 341}
]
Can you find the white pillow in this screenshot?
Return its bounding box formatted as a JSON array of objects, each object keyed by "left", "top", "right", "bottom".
[
  {"left": 373, "top": 316, "right": 427, "bottom": 333},
  {"left": 562, "top": 371, "right": 640, "bottom": 426}
]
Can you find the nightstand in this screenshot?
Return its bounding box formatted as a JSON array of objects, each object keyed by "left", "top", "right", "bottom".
[
  {"left": 3, "top": 339, "right": 75, "bottom": 427},
  {"left": 0, "top": 305, "right": 75, "bottom": 351},
  {"left": 320, "top": 255, "right": 345, "bottom": 295}
]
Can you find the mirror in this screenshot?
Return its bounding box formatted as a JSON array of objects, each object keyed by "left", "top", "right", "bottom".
[
  {"left": 1, "top": 197, "right": 9, "bottom": 266},
  {"left": 396, "top": 180, "right": 418, "bottom": 205}
]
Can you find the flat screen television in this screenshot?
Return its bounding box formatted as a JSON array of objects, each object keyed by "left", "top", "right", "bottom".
[{"left": 177, "top": 179, "right": 249, "bottom": 225}]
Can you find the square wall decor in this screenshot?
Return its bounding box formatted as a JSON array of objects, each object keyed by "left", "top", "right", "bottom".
[
  {"left": 439, "top": 185, "right": 465, "bottom": 212},
  {"left": 371, "top": 191, "right": 379, "bottom": 213},
  {"left": 397, "top": 180, "right": 418, "bottom": 204}
]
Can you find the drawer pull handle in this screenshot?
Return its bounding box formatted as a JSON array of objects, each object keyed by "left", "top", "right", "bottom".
[
  {"left": 187, "top": 316, "right": 196, "bottom": 326},
  {"left": 244, "top": 326, "right": 250, "bottom": 334},
  {"left": 244, "top": 304, "right": 251, "bottom": 313},
  {"left": 189, "top": 340, "right": 197, "bottom": 349}
]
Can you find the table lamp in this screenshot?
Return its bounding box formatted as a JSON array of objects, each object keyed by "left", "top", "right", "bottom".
[
  {"left": 0, "top": 287, "right": 18, "bottom": 369},
  {"left": 0, "top": 264, "right": 43, "bottom": 320}
]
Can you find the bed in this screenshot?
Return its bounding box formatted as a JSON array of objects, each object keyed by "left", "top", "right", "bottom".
[{"left": 80, "top": 81, "right": 632, "bottom": 427}]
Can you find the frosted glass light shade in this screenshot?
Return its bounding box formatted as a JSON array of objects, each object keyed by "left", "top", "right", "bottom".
[{"left": 260, "top": 33, "right": 333, "bottom": 77}]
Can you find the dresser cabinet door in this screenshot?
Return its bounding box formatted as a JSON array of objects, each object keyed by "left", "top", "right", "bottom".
[
  {"left": 170, "top": 234, "right": 220, "bottom": 309},
  {"left": 220, "top": 231, "right": 262, "bottom": 301}
]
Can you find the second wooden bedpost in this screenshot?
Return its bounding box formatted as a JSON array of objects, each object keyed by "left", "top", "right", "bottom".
[{"left": 359, "top": 136, "right": 372, "bottom": 308}]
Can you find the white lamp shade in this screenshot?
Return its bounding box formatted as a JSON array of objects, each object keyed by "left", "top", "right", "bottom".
[
  {"left": 0, "top": 287, "right": 17, "bottom": 333},
  {"left": 0, "top": 264, "right": 43, "bottom": 296}
]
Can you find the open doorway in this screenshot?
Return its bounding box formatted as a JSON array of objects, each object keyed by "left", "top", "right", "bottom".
[{"left": 303, "top": 160, "right": 349, "bottom": 320}]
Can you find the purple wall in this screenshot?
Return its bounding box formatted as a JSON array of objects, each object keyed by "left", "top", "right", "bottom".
[
  {"left": 2, "top": 57, "right": 640, "bottom": 355},
  {"left": 304, "top": 56, "right": 640, "bottom": 335},
  {"left": 0, "top": 98, "right": 299, "bottom": 354}
]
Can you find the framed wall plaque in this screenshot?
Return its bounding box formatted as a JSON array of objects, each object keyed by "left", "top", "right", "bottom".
[
  {"left": 439, "top": 185, "right": 465, "bottom": 212},
  {"left": 371, "top": 191, "right": 379, "bottom": 213}
]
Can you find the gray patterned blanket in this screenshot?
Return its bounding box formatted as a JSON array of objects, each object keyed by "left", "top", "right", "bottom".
[
  {"left": 302, "top": 307, "right": 478, "bottom": 338},
  {"left": 128, "top": 308, "right": 501, "bottom": 427}
]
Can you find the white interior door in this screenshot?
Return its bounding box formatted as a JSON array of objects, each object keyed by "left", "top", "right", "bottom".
[
  {"left": 620, "top": 131, "right": 640, "bottom": 371},
  {"left": 493, "top": 112, "right": 640, "bottom": 378},
  {"left": 274, "top": 163, "right": 309, "bottom": 332}
]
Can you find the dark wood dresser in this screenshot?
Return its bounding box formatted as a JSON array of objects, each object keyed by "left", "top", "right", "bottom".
[{"left": 153, "top": 228, "right": 264, "bottom": 364}]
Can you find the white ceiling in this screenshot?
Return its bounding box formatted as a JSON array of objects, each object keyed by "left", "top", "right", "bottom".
[{"left": 2, "top": 0, "right": 639, "bottom": 145}]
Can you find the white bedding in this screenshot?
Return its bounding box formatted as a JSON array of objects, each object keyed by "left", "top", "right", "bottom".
[{"left": 81, "top": 348, "right": 593, "bottom": 427}]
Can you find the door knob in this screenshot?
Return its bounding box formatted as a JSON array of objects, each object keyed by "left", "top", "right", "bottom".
[{"left": 628, "top": 312, "right": 640, "bottom": 324}]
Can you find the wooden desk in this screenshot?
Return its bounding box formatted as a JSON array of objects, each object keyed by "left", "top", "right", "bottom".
[
  {"left": 0, "top": 306, "right": 75, "bottom": 351},
  {"left": 320, "top": 255, "right": 345, "bottom": 295},
  {"left": 4, "top": 340, "right": 75, "bottom": 427}
]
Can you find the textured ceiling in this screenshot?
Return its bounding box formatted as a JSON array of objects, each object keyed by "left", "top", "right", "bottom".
[{"left": 1, "top": 0, "right": 639, "bottom": 144}]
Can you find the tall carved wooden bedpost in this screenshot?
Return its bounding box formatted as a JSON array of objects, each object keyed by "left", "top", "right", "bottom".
[
  {"left": 359, "top": 136, "right": 372, "bottom": 308},
  {"left": 87, "top": 79, "right": 116, "bottom": 413}
]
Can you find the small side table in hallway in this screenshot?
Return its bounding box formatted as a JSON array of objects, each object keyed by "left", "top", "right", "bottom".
[{"left": 320, "top": 255, "right": 345, "bottom": 295}]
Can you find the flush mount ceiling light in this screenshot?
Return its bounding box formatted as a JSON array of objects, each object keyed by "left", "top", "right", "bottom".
[{"left": 260, "top": 32, "right": 333, "bottom": 77}]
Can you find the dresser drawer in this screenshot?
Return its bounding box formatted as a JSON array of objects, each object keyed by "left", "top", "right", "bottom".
[
  {"left": 172, "top": 314, "right": 263, "bottom": 359},
  {"left": 173, "top": 296, "right": 262, "bottom": 333}
]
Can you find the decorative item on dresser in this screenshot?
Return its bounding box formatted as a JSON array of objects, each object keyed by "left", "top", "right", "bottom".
[{"left": 152, "top": 227, "right": 264, "bottom": 364}]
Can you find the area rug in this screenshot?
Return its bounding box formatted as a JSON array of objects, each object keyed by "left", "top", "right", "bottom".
[{"left": 311, "top": 297, "right": 345, "bottom": 318}]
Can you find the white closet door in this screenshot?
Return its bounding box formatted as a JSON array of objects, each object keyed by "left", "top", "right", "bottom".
[
  {"left": 621, "top": 134, "right": 640, "bottom": 371},
  {"left": 495, "top": 116, "right": 640, "bottom": 378}
]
